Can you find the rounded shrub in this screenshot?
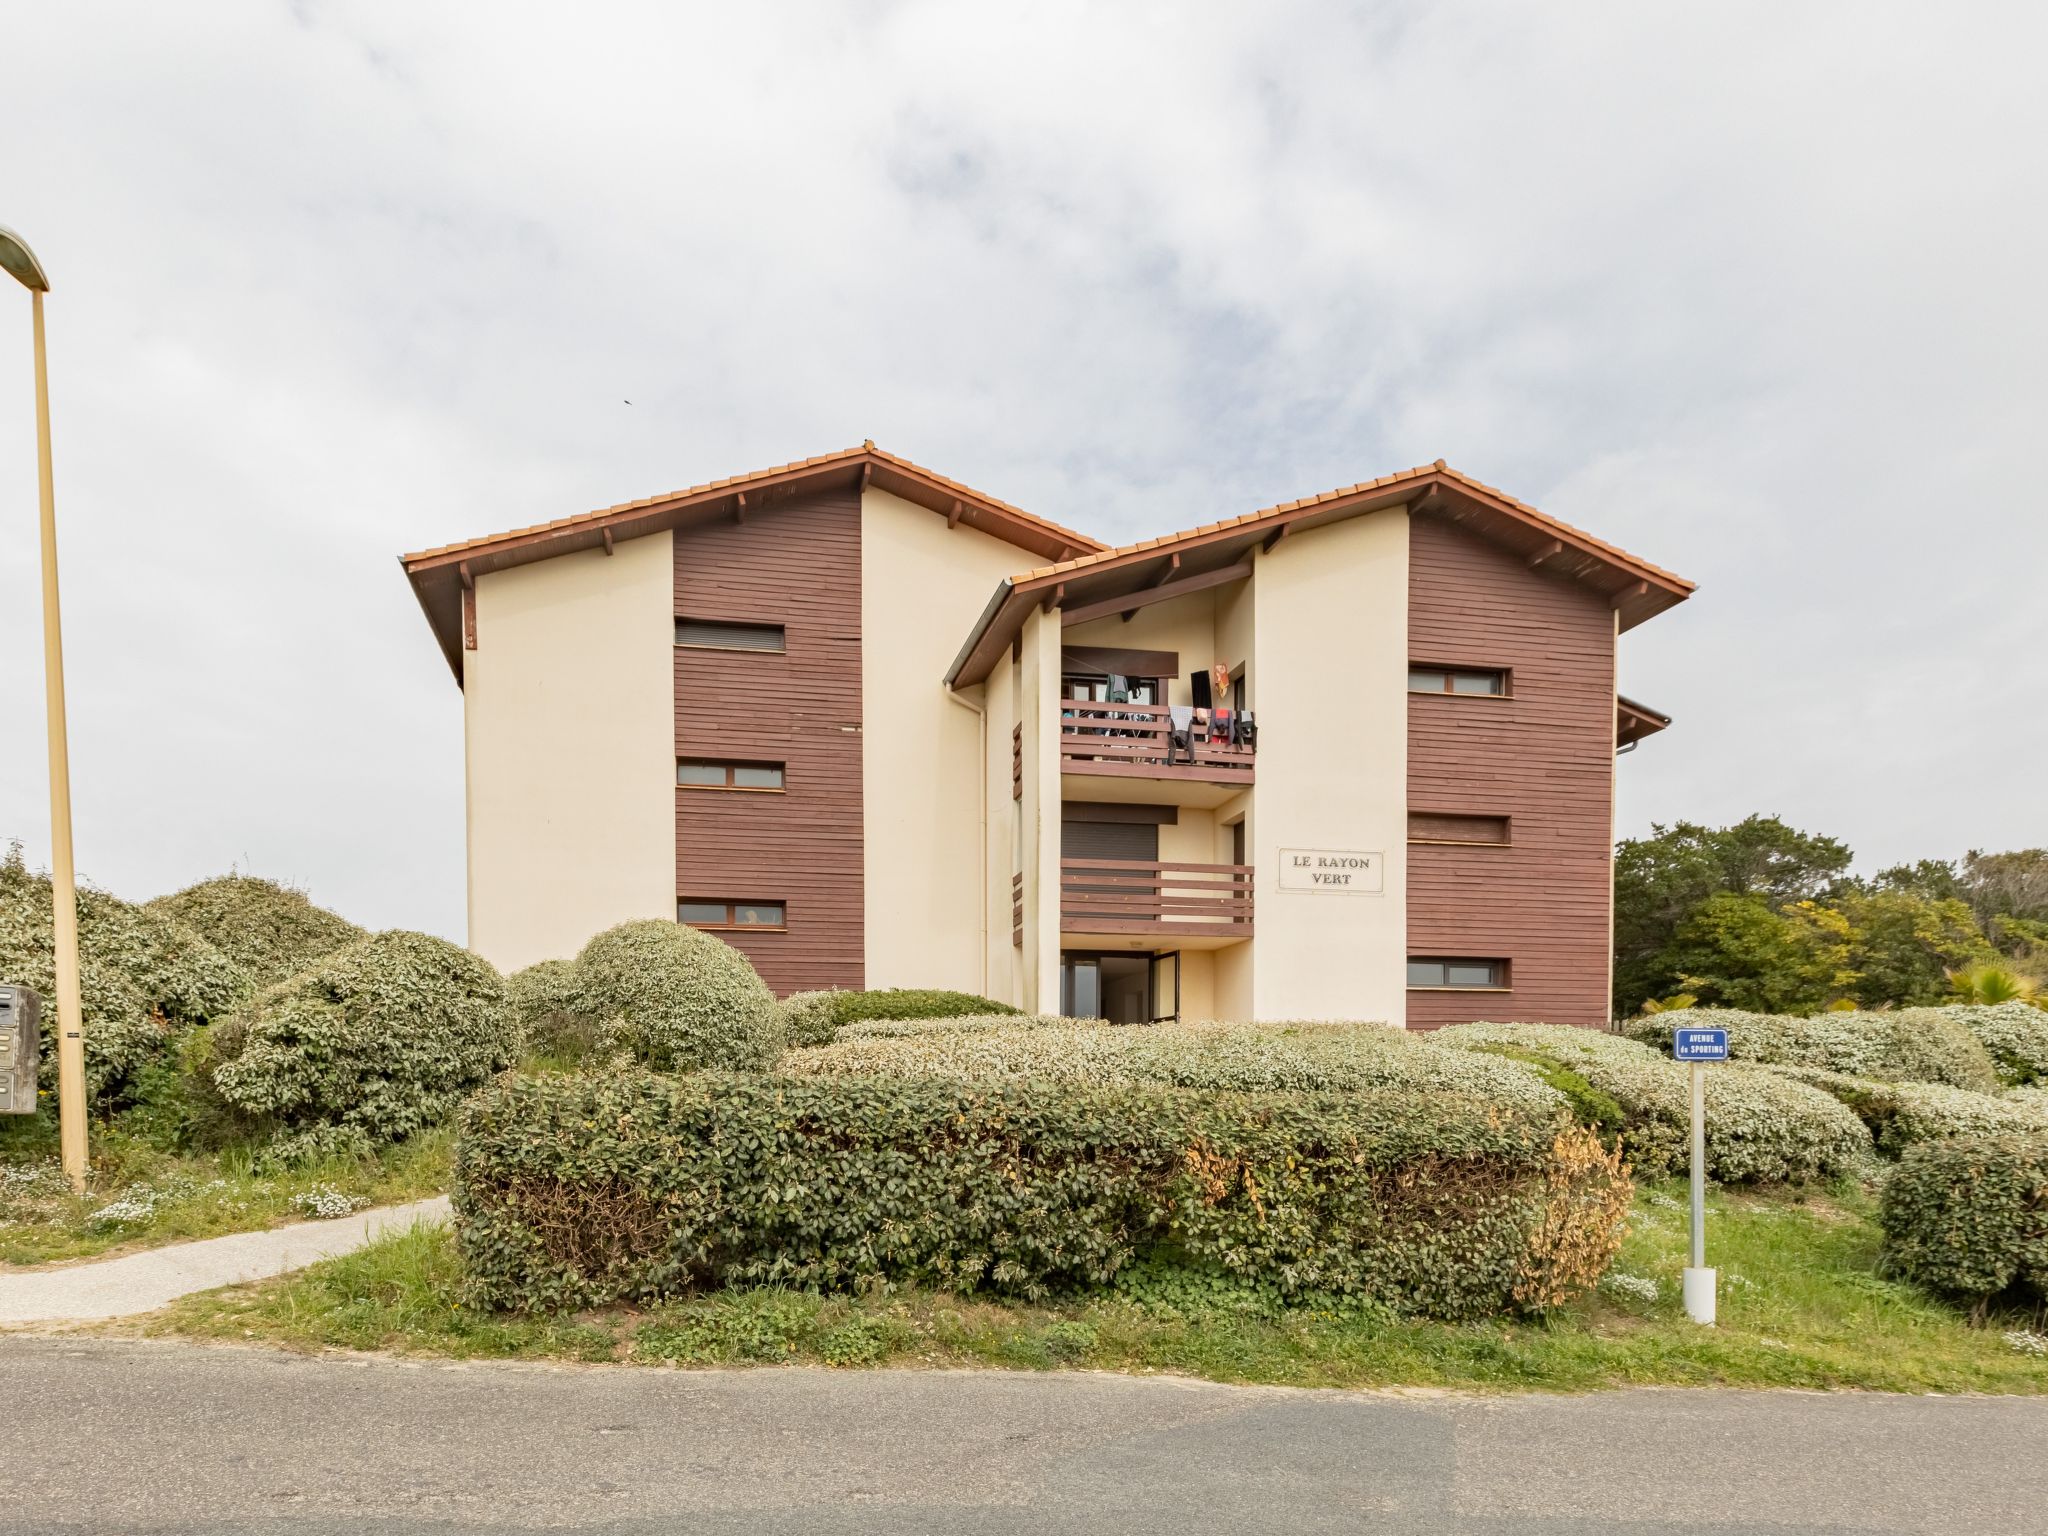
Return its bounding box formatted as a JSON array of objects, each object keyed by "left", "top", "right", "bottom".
[
  {"left": 1435, "top": 1022, "right": 1871, "bottom": 1183},
  {"left": 828, "top": 988, "right": 1021, "bottom": 1027},
  {"left": 776, "top": 990, "right": 844, "bottom": 1048},
  {"left": 145, "top": 874, "right": 363, "bottom": 992},
  {"left": 1623, "top": 1006, "right": 2001, "bottom": 1092},
  {"left": 575, "top": 920, "right": 778, "bottom": 1071},
  {"left": 1879, "top": 1134, "right": 2048, "bottom": 1308},
  {"left": 201, "top": 930, "right": 516, "bottom": 1161},
  {"left": 1, "top": 846, "right": 248, "bottom": 1108},
  {"left": 506, "top": 958, "right": 600, "bottom": 1063},
  {"left": 1937, "top": 1003, "right": 2048, "bottom": 1087},
  {"left": 1763, "top": 1065, "right": 2048, "bottom": 1156}
]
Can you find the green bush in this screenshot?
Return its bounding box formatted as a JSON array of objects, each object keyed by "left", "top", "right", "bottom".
[
  {"left": 785, "top": 1019, "right": 1571, "bottom": 1123},
  {"left": 833, "top": 1011, "right": 1102, "bottom": 1041},
  {"left": 776, "top": 990, "right": 843, "bottom": 1048},
  {"left": 505, "top": 959, "right": 598, "bottom": 1063},
  {"left": 200, "top": 930, "right": 516, "bottom": 1162},
  {"left": 1938, "top": 1003, "right": 2048, "bottom": 1087},
  {"left": 1, "top": 847, "right": 248, "bottom": 1108},
  {"left": 1621, "top": 1006, "right": 2001, "bottom": 1092},
  {"left": 827, "top": 988, "right": 1021, "bottom": 1027},
  {"left": 453, "top": 1070, "right": 1630, "bottom": 1319},
  {"left": 1762, "top": 1066, "right": 2048, "bottom": 1156},
  {"left": 1879, "top": 1134, "right": 2048, "bottom": 1307},
  {"left": 574, "top": 921, "right": 779, "bottom": 1071},
  {"left": 1433, "top": 1023, "right": 1870, "bottom": 1184},
  {"left": 143, "top": 875, "right": 363, "bottom": 992}
]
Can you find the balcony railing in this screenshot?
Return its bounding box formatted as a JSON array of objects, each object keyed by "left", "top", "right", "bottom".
[
  {"left": 1059, "top": 858, "right": 1254, "bottom": 939},
  {"left": 1058, "top": 701, "right": 1255, "bottom": 784}
]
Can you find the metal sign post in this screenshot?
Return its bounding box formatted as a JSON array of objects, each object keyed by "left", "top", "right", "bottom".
[{"left": 1672, "top": 1026, "right": 1729, "bottom": 1324}]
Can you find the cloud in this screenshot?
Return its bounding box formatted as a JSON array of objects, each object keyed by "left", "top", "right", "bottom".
[{"left": 1, "top": 0, "right": 2042, "bottom": 939}]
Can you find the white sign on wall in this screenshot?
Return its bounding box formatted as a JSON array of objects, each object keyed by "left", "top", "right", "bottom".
[{"left": 1278, "top": 849, "right": 1384, "bottom": 895}]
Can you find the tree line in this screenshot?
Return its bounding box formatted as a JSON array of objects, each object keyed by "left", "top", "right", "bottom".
[{"left": 1613, "top": 816, "right": 2048, "bottom": 1016}]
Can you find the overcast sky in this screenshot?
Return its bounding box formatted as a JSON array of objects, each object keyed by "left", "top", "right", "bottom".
[{"left": 2, "top": 2, "right": 2043, "bottom": 940}]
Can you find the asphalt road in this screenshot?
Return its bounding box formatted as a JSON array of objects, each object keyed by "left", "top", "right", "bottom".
[{"left": 2, "top": 1337, "right": 2042, "bottom": 1535}]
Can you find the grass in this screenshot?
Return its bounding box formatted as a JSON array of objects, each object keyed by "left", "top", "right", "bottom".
[
  {"left": 141, "top": 1179, "right": 2048, "bottom": 1393},
  {"left": 0, "top": 1117, "right": 452, "bottom": 1267}
]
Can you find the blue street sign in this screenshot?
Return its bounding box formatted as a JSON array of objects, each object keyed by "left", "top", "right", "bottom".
[{"left": 1673, "top": 1027, "right": 1730, "bottom": 1062}]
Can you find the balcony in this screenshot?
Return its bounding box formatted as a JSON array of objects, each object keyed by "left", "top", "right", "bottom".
[
  {"left": 1059, "top": 858, "right": 1254, "bottom": 948},
  {"left": 1058, "top": 702, "right": 1255, "bottom": 804}
]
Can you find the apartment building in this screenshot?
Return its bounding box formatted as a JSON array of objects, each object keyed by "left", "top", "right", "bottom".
[{"left": 400, "top": 443, "right": 1691, "bottom": 1028}]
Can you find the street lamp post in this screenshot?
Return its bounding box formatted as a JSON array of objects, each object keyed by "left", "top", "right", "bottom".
[{"left": 0, "top": 225, "right": 87, "bottom": 1192}]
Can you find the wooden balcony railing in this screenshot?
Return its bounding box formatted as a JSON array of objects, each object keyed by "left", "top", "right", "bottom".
[
  {"left": 1058, "top": 701, "right": 1255, "bottom": 784},
  {"left": 1060, "top": 858, "right": 1254, "bottom": 939}
]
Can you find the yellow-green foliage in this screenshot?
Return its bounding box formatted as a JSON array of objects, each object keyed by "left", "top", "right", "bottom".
[
  {"left": 784, "top": 1019, "right": 1570, "bottom": 1123},
  {"left": 1622, "top": 1006, "right": 2001, "bottom": 1092},
  {"left": 0, "top": 847, "right": 247, "bottom": 1107},
  {"left": 454, "top": 1069, "right": 1628, "bottom": 1320},
  {"left": 144, "top": 875, "right": 363, "bottom": 992},
  {"left": 1433, "top": 1023, "right": 1871, "bottom": 1184}
]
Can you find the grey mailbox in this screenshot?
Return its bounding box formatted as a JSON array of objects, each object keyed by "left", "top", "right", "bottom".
[{"left": 1, "top": 984, "right": 39, "bottom": 1115}]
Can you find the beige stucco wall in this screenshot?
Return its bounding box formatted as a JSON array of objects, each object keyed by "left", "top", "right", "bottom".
[
  {"left": 464, "top": 531, "right": 676, "bottom": 973},
  {"left": 1248, "top": 509, "right": 1410, "bottom": 1024},
  {"left": 1018, "top": 603, "right": 1064, "bottom": 1012},
  {"left": 1063, "top": 589, "right": 1219, "bottom": 706},
  {"left": 860, "top": 488, "right": 1033, "bottom": 997}
]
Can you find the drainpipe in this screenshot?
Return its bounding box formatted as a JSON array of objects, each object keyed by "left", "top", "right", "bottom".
[{"left": 945, "top": 683, "right": 989, "bottom": 996}]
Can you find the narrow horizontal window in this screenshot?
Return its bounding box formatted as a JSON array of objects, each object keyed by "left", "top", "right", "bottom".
[
  {"left": 678, "top": 899, "right": 786, "bottom": 931},
  {"left": 1408, "top": 665, "right": 1509, "bottom": 697},
  {"left": 677, "top": 759, "right": 785, "bottom": 791},
  {"left": 676, "top": 618, "right": 785, "bottom": 652},
  {"left": 1408, "top": 812, "right": 1510, "bottom": 845},
  {"left": 1407, "top": 956, "right": 1509, "bottom": 989}
]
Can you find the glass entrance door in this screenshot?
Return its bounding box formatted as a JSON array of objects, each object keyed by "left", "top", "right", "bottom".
[{"left": 1061, "top": 952, "right": 1179, "bottom": 1022}]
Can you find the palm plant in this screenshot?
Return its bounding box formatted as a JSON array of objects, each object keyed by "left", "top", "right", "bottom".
[{"left": 1945, "top": 963, "right": 2041, "bottom": 1006}]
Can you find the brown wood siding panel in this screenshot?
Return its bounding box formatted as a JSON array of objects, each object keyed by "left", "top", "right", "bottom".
[
  {"left": 675, "top": 488, "right": 862, "bottom": 995},
  {"left": 1406, "top": 512, "right": 1615, "bottom": 1029}
]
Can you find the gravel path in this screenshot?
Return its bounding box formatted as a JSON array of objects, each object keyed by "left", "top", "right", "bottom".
[{"left": 0, "top": 1196, "right": 450, "bottom": 1323}]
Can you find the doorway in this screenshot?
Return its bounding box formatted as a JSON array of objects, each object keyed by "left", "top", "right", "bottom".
[{"left": 1060, "top": 951, "right": 1180, "bottom": 1022}]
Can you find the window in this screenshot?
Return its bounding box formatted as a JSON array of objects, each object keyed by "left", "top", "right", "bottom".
[
  {"left": 677, "top": 759, "right": 785, "bottom": 791},
  {"left": 1408, "top": 665, "right": 1508, "bottom": 697},
  {"left": 1407, "top": 957, "right": 1509, "bottom": 989},
  {"left": 678, "top": 900, "right": 786, "bottom": 930},
  {"left": 1408, "top": 812, "right": 1511, "bottom": 845},
  {"left": 676, "top": 618, "right": 785, "bottom": 652}
]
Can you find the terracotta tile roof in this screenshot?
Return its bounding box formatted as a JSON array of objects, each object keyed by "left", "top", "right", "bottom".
[
  {"left": 400, "top": 442, "right": 1106, "bottom": 568},
  {"left": 1010, "top": 459, "right": 1694, "bottom": 594}
]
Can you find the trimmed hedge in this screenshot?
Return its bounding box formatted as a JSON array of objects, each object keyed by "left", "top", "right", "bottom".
[
  {"left": 201, "top": 930, "right": 516, "bottom": 1162},
  {"left": 776, "top": 991, "right": 842, "bottom": 1048},
  {"left": 144, "top": 875, "right": 363, "bottom": 992},
  {"left": 828, "top": 989, "right": 1021, "bottom": 1027},
  {"left": 1879, "top": 1135, "right": 2048, "bottom": 1306},
  {"left": 1621, "top": 1006, "right": 2001, "bottom": 1092},
  {"left": 506, "top": 958, "right": 596, "bottom": 1061},
  {"left": 784, "top": 1020, "right": 1571, "bottom": 1123},
  {"left": 574, "top": 921, "right": 779, "bottom": 1071},
  {"left": 1, "top": 848, "right": 248, "bottom": 1107},
  {"left": 1434, "top": 1023, "right": 1871, "bottom": 1183},
  {"left": 1761, "top": 1066, "right": 2048, "bottom": 1156},
  {"left": 834, "top": 1012, "right": 1109, "bottom": 1041},
  {"left": 454, "top": 1070, "right": 1629, "bottom": 1319},
  {"left": 1938, "top": 1003, "right": 2048, "bottom": 1087}
]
